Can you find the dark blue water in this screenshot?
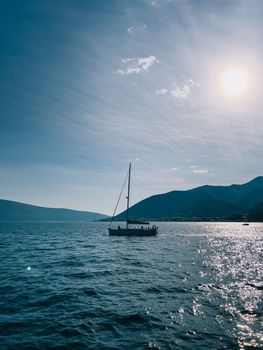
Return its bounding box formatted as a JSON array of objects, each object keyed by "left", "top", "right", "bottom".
[{"left": 0, "top": 222, "right": 262, "bottom": 349}]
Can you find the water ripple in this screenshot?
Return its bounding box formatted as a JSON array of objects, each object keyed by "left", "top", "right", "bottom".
[{"left": 0, "top": 222, "right": 262, "bottom": 349}]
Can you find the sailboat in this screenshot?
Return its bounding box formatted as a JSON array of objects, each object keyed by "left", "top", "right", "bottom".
[
  {"left": 108, "top": 163, "right": 158, "bottom": 236},
  {"left": 242, "top": 215, "right": 250, "bottom": 226}
]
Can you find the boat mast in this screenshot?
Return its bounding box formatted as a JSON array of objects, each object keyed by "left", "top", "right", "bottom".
[{"left": 126, "top": 163, "right": 131, "bottom": 229}]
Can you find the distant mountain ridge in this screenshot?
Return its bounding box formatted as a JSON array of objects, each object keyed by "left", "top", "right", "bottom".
[
  {"left": 0, "top": 199, "right": 108, "bottom": 222},
  {"left": 115, "top": 176, "right": 263, "bottom": 222}
]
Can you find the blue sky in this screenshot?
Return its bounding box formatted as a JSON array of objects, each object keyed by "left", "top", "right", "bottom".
[{"left": 1, "top": 0, "right": 263, "bottom": 215}]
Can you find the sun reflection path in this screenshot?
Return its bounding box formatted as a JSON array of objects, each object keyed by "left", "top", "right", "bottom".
[{"left": 200, "top": 229, "right": 263, "bottom": 349}]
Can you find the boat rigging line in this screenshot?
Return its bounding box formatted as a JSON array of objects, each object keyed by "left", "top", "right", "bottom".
[{"left": 108, "top": 167, "right": 129, "bottom": 228}]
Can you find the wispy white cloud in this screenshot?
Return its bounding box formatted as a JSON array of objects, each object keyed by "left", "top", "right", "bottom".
[
  {"left": 150, "top": 1, "right": 160, "bottom": 7},
  {"left": 193, "top": 169, "right": 208, "bottom": 174},
  {"left": 127, "top": 24, "right": 146, "bottom": 34},
  {"left": 171, "top": 167, "right": 178, "bottom": 171},
  {"left": 148, "top": 0, "right": 182, "bottom": 8},
  {"left": 155, "top": 79, "right": 199, "bottom": 98},
  {"left": 171, "top": 84, "right": 191, "bottom": 98},
  {"left": 190, "top": 165, "right": 208, "bottom": 174},
  {"left": 117, "top": 56, "right": 159, "bottom": 75},
  {"left": 187, "top": 79, "right": 200, "bottom": 88},
  {"left": 155, "top": 88, "right": 169, "bottom": 95}
]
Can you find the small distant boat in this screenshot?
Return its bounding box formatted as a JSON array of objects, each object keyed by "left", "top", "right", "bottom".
[
  {"left": 241, "top": 214, "right": 250, "bottom": 225},
  {"left": 108, "top": 163, "right": 158, "bottom": 236}
]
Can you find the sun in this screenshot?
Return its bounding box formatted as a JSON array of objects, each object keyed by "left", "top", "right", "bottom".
[{"left": 222, "top": 67, "right": 248, "bottom": 96}]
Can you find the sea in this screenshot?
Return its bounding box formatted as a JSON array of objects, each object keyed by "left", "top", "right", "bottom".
[{"left": 0, "top": 222, "right": 262, "bottom": 350}]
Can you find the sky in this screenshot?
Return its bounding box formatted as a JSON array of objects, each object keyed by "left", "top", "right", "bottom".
[{"left": 0, "top": 0, "right": 263, "bottom": 215}]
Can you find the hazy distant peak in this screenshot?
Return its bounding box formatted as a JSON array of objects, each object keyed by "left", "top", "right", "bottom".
[{"left": 0, "top": 199, "right": 109, "bottom": 222}]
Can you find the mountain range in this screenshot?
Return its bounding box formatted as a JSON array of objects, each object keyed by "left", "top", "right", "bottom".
[
  {"left": 1, "top": 177, "right": 263, "bottom": 222},
  {"left": 0, "top": 199, "right": 108, "bottom": 222},
  {"left": 115, "top": 176, "right": 263, "bottom": 221}
]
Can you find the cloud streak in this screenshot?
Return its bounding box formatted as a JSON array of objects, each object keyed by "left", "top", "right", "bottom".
[
  {"left": 117, "top": 56, "right": 159, "bottom": 75},
  {"left": 156, "top": 79, "right": 199, "bottom": 98},
  {"left": 127, "top": 24, "right": 146, "bottom": 34},
  {"left": 193, "top": 169, "right": 208, "bottom": 174},
  {"left": 189, "top": 165, "right": 208, "bottom": 174}
]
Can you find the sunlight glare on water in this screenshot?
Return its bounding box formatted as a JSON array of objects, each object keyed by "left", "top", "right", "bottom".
[{"left": 203, "top": 227, "right": 262, "bottom": 349}]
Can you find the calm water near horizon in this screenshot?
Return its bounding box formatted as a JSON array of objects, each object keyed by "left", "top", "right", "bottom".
[{"left": 0, "top": 222, "right": 262, "bottom": 349}]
